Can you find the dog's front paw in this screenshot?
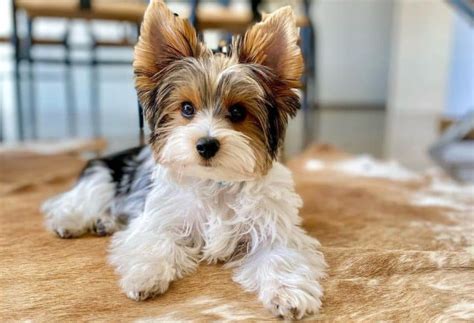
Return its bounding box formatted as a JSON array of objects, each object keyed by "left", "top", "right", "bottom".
[
  {"left": 91, "top": 216, "right": 120, "bottom": 236},
  {"left": 42, "top": 195, "right": 89, "bottom": 238},
  {"left": 43, "top": 208, "right": 87, "bottom": 238},
  {"left": 121, "top": 274, "right": 171, "bottom": 301},
  {"left": 265, "top": 284, "right": 323, "bottom": 320},
  {"left": 110, "top": 233, "right": 175, "bottom": 302}
]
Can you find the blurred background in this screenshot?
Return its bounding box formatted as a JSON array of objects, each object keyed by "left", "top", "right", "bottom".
[{"left": 0, "top": 0, "right": 472, "bottom": 179}]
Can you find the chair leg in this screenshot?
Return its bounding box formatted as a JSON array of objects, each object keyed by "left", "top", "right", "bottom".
[
  {"left": 14, "top": 62, "right": 24, "bottom": 141},
  {"left": 301, "top": 0, "right": 318, "bottom": 147},
  {"left": 189, "top": 0, "right": 200, "bottom": 29},
  {"left": 90, "top": 64, "right": 100, "bottom": 138},
  {"left": 11, "top": 0, "right": 24, "bottom": 140},
  {"left": 26, "top": 16, "right": 37, "bottom": 139},
  {"left": 27, "top": 62, "right": 37, "bottom": 139},
  {"left": 250, "top": 0, "right": 261, "bottom": 21},
  {"left": 135, "top": 22, "right": 145, "bottom": 146},
  {"left": 65, "top": 68, "right": 77, "bottom": 137},
  {"left": 89, "top": 24, "right": 101, "bottom": 138},
  {"left": 64, "top": 22, "right": 77, "bottom": 137},
  {"left": 138, "top": 100, "right": 145, "bottom": 145}
]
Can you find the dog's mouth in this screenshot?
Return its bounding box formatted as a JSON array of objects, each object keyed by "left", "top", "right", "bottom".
[
  {"left": 164, "top": 162, "right": 256, "bottom": 182},
  {"left": 199, "top": 160, "right": 213, "bottom": 168}
]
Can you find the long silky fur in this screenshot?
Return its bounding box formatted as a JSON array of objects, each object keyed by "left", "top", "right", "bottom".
[{"left": 42, "top": 1, "right": 326, "bottom": 320}]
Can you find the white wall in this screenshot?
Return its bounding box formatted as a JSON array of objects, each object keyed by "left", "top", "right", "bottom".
[
  {"left": 312, "top": 0, "right": 394, "bottom": 106},
  {"left": 386, "top": 0, "right": 453, "bottom": 114},
  {"left": 385, "top": 0, "right": 454, "bottom": 169}
]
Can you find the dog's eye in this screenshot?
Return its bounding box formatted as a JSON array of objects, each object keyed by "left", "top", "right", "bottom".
[
  {"left": 228, "top": 105, "right": 247, "bottom": 123},
  {"left": 181, "top": 102, "right": 195, "bottom": 119}
]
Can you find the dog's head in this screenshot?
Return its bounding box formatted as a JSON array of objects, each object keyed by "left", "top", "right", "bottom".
[{"left": 134, "top": 0, "right": 303, "bottom": 181}]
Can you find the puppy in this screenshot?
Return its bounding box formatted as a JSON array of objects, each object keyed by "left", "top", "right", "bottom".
[{"left": 42, "top": 0, "right": 326, "bottom": 319}]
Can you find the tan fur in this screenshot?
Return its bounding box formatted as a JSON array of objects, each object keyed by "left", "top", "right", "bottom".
[
  {"left": 1, "top": 146, "right": 473, "bottom": 320},
  {"left": 133, "top": 0, "right": 206, "bottom": 108},
  {"left": 237, "top": 6, "right": 303, "bottom": 88}
]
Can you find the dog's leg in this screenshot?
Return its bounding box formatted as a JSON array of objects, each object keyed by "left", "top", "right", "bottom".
[
  {"left": 42, "top": 163, "right": 116, "bottom": 238},
  {"left": 233, "top": 231, "right": 326, "bottom": 320},
  {"left": 231, "top": 164, "right": 326, "bottom": 319},
  {"left": 108, "top": 186, "right": 201, "bottom": 301}
]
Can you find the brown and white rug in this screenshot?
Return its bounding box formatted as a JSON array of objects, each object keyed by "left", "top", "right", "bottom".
[{"left": 1, "top": 144, "right": 473, "bottom": 321}]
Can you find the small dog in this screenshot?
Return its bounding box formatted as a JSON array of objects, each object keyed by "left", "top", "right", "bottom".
[{"left": 42, "top": 0, "right": 326, "bottom": 319}]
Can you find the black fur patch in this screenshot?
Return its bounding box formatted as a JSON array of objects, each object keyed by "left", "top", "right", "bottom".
[{"left": 80, "top": 146, "right": 145, "bottom": 184}]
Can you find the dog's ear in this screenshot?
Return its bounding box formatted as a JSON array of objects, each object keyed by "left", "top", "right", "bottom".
[
  {"left": 235, "top": 7, "right": 303, "bottom": 159},
  {"left": 134, "top": 0, "right": 202, "bottom": 110},
  {"left": 236, "top": 6, "right": 303, "bottom": 87}
]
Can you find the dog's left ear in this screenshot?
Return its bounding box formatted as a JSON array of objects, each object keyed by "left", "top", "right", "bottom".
[{"left": 237, "top": 6, "right": 303, "bottom": 87}]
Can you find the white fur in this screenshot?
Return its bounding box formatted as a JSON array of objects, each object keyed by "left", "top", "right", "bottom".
[
  {"left": 42, "top": 165, "right": 116, "bottom": 238},
  {"left": 160, "top": 111, "right": 257, "bottom": 182},
  {"left": 108, "top": 161, "right": 326, "bottom": 319},
  {"left": 43, "top": 149, "right": 326, "bottom": 319}
]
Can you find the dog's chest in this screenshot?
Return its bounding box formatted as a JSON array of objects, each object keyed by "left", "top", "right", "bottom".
[{"left": 192, "top": 182, "right": 249, "bottom": 261}]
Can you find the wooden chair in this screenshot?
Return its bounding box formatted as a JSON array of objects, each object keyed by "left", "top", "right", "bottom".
[{"left": 11, "top": 0, "right": 146, "bottom": 140}]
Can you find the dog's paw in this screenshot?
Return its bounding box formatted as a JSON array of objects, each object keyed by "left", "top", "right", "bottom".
[
  {"left": 113, "top": 246, "right": 174, "bottom": 302},
  {"left": 91, "top": 217, "right": 119, "bottom": 236},
  {"left": 121, "top": 278, "right": 170, "bottom": 302},
  {"left": 42, "top": 195, "right": 89, "bottom": 238},
  {"left": 54, "top": 228, "right": 75, "bottom": 239},
  {"left": 44, "top": 209, "right": 87, "bottom": 239},
  {"left": 48, "top": 217, "right": 86, "bottom": 239},
  {"left": 265, "top": 285, "right": 323, "bottom": 320},
  {"left": 126, "top": 289, "right": 160, "bottom": 301}
]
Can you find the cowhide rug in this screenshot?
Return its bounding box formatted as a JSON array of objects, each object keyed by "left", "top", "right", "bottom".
[{"left": 1, "top": 144, "right": 473, "bottom": 321}]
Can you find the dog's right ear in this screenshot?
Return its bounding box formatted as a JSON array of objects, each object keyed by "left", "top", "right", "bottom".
[{"left": 134, "top": 0, "right": 202, "bottom": 110}]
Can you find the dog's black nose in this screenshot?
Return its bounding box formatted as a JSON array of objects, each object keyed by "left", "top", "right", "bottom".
[{"left": 196, "top": 137, "right": 220, "bottom": 160}]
